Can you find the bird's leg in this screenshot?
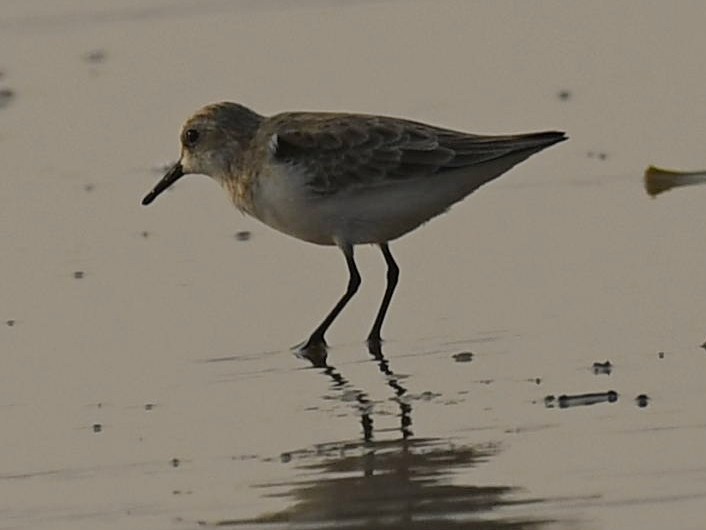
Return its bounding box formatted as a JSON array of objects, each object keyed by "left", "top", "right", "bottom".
[
  {"left": 367, "top": 243, "right": 399, "bottom": 347},
  {"left": 303, "top": 244, "right": 360, "bottom": 350}
]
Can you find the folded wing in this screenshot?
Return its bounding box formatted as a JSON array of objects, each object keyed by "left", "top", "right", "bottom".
[{"left": 265, "top": 112, "right": 566, "bottom": 196}]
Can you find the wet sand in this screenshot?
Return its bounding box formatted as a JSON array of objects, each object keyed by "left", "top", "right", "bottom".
[{"left": 2, "top": 1, "right": 706, "bottom": 529}]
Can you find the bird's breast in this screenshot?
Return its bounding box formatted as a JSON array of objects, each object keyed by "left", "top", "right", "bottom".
[{"left": 248, "top": 163, "right": 339, "bottom": 245}]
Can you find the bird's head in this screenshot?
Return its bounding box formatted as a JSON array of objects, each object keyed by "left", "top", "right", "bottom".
[{"left": 142, "top": 102, "right": 262, "bottom": 205}]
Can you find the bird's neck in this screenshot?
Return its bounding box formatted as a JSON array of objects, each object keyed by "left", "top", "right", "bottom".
[{"left": 221, "top": 172, "right": 254, "bottom": 215}]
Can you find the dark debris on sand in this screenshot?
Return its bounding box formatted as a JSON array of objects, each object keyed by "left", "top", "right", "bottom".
[
  {"left": 452, "top": 352, "right": 473, "bottom": 363},
  {"left": 545, "top": 390, "right": 618, "bottom": 409},
  {"left": 587, "top": 151, "right": 608, "bottom": 160},
  {"left": 83, "top": 49, "right": 107, "bottom": 64},
  {"left": 635, "top": 394, "right": 650, "bottom": 408},
  {"left": 0, "top": 86, "right": 15, "bottom": 109},
  {"left": 592, "top": 360, "right": 612, "bottom": 375}
]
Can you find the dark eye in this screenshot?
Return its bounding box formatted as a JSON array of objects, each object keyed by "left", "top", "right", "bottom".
[{"left": 184, "top": 128, "right": 200, "bottom": 146}]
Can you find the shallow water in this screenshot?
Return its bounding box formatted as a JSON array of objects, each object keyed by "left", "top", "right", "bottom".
[{"left": 2, "top": 1, "right": 706, "bottom": 529}]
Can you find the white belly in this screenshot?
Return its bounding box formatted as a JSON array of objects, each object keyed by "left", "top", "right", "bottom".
[
  {"left": 250, "top": 164, "right": 341, "bottom": 245},
  {"left": 248, "top": 155, "right": 525, "bottom": 246}
]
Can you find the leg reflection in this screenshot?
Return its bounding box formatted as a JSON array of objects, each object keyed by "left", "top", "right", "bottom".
[
  {"left": 367, "top": 339, "right": 413, "bottom": 439},
  {"left": 298, "top": 340, "right": 413, "bottom": 442},
  {"left": 299, "top": 343, "right": 374, "bottom": 442}
]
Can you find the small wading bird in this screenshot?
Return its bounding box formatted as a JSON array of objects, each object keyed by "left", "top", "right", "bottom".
[{"left": 142, "top": 102, "right": 566, "bottom": 352}]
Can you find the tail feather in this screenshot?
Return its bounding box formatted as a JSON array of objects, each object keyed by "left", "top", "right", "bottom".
[{"left": 441, "top": 130, "right": 567, "bottom": 169}]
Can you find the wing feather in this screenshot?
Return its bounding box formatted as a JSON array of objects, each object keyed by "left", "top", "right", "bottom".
[{"left": 262, "top": 112, "right": 565, "bottom": 195}]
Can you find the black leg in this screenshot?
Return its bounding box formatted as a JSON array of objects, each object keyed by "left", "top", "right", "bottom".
[
  {"left": 304, "top": 244, "right": 360, "bottom": 349},
  {"left": 367, "top": 243, "right": 399, "bottom": 346}
]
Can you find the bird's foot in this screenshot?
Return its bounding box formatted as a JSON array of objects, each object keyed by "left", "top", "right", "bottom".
[
  {"left": 366, "top": 334, "right": 383, "bottom": 355},
  {"left": 292, "top": 335, "right": 328, "bottom": 367}
]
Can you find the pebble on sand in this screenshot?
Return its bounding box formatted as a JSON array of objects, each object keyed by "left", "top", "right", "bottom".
[{"left": 452, "top": 352, "right": 474, "bottom": 363}]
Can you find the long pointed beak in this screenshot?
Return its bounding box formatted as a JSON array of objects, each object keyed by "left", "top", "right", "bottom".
[{"left": 142, "top": 162, "right": 185, "bottom": 206}]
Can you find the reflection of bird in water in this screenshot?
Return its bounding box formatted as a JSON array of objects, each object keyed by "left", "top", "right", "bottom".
[
  {"left": 142, "top": 102, "right": 566, "bottom": 352},
  {"left": 211, "top": 438, "right": 551, "bottom": 529},
  {"left": 300, "top": 341, "right": 412, "bottom": 442}
]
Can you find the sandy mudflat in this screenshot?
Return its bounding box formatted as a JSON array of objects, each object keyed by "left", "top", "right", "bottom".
[{"left": 2, "top": 1, "right": 706, "bottom": 529}]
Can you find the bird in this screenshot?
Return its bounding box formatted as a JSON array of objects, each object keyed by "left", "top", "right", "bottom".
[{"left": 142, "top": 102, "right": 566, "bottom": 352}]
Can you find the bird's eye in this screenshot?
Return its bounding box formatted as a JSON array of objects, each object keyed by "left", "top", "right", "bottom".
[{"left": 184, "top": 128, "right": 200, "bottom": 146}]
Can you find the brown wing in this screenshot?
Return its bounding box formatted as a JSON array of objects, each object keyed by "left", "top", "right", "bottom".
[{"left": 264, "top": 112, "right": 565, "bottom": 196}]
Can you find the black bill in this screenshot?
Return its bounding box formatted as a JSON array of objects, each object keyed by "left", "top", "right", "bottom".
[{"left": 141, "top": 162, "right": 184, "bottom": 205}]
